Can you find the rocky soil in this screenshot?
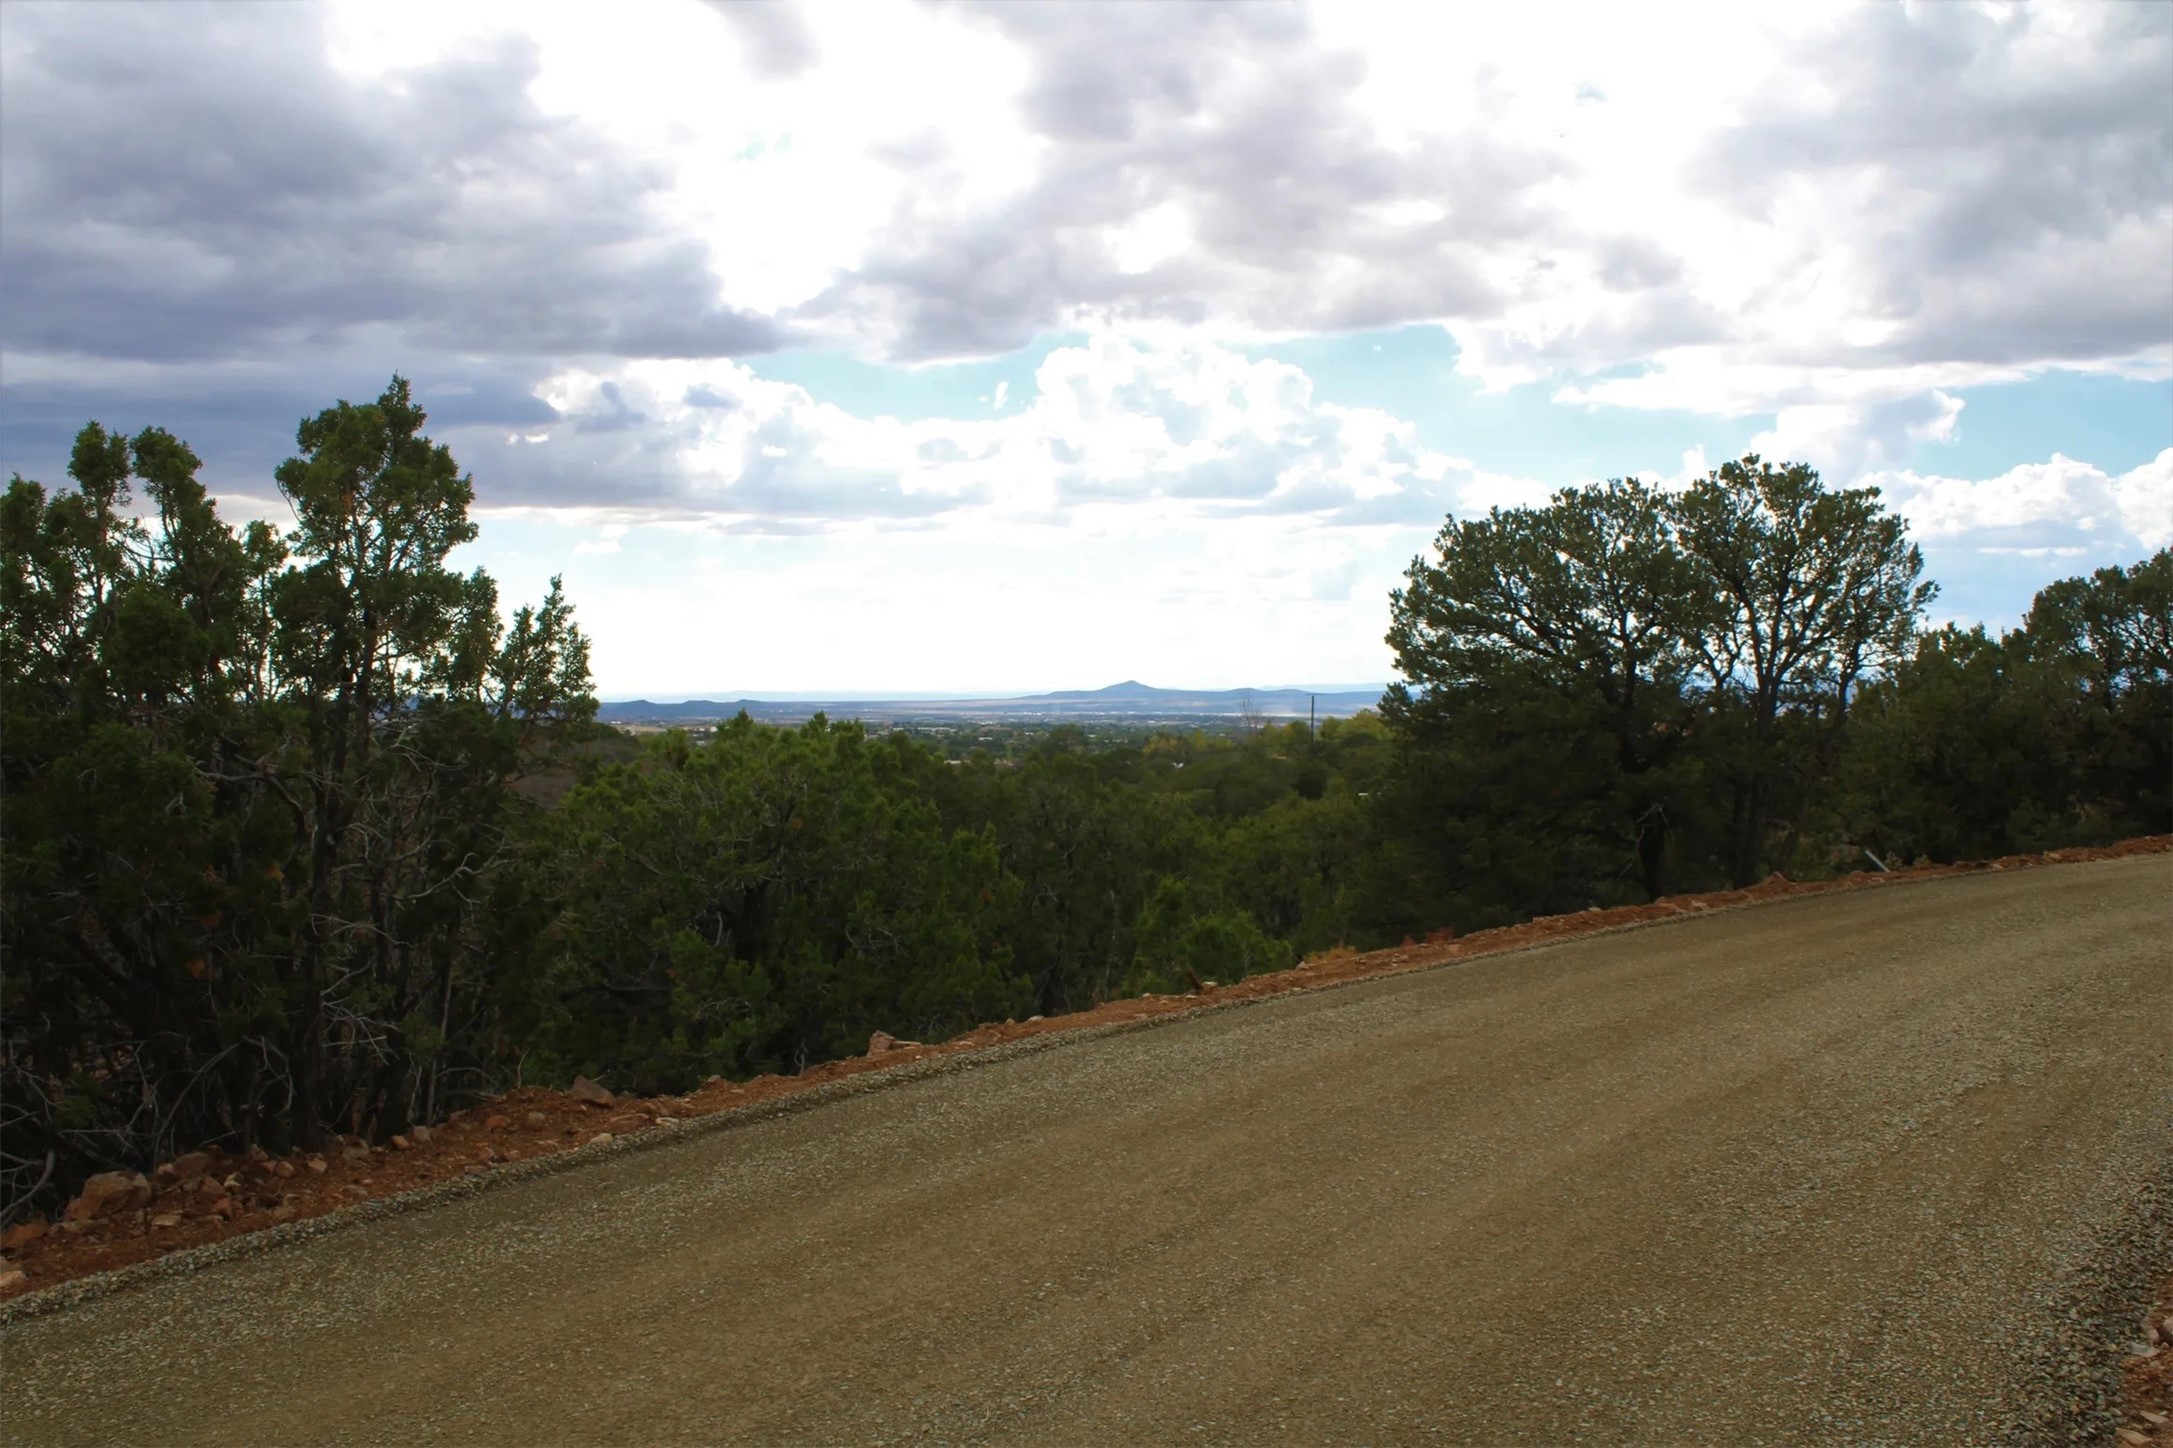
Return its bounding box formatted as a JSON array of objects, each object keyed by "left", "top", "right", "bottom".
[{"left": 2121, "top": 1275, "right": 2173, "bottom": 1445}]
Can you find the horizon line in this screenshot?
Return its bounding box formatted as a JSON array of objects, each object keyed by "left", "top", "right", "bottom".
[{"left": 596, "top": 682, "right": 1393, "bottom": 704}]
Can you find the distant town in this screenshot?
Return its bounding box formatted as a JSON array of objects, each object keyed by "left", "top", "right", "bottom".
[{"left": 596, "top": 680, "right": 1387, "bottom": 732}]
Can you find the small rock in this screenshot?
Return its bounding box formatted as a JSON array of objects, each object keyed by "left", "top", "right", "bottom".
[
  {"left": 483, "top": 1114, "right": 509, "bottom": 1131},
  {"left": 2140, "top": 1409, "right": 2167, "bottom": 1426},
  {"left": 221, "top": 1173, "right": 242, "bottom": 1191},
  {"left": 195, "top": 1176, "right": 223, "bottom": 1197},
  {"left": 389, "top": 1135, "right": 411, "bottom": 1151},
  {"left": 1027, "top": 1015, "right": 1045, "bottom": 1022},
  {"left": 339, "top": 1184, "right": 369, "bottom": 1199},
  {"left": 65, "top": 1170, "right": 152, "bottom": 1221},
  {"left": 272, "top": 1160, "right": 296, "bottom": 1179},
  {"left": 409, "top": 1124, "right": 432, "bottom": 1146},
  {"left": 306, "top": 1157, "right": 328, "bottom": 1175},
  {"left": 0, "top": 1220, "right": 48, "bottom": 1250},
  {"left": 503, "top": 1149, "right": 521, "bottom": 1162},
  {"left": 570, "top": 1076, "right": 616, "bottom": 1107},
  {"left": 150, "top": 1213, "right": 182, "bottom": 1230},
  {"left": 0, "top": 1270, "right": 24, "bottom": 1291},
  {"left": 171, "top": 1150, "right": 212, "bottom": 1181},
  {"left": 588, "top": 1132, "right": 614, "bottom": 1146},
  {"left": 462, "top": 1163, "right": 491, "bottom": 1177},
  {"left": 2116, "top": 1430, "right": 2148, "bottom": 1446},
  {"left": 211, "top": 1196, "right": 236, "bottom": 1219},
  {"left": 247, "top": 1143, "right": 269, "bottom": 1163},
  {"left": 526, "top": 1111, "right": 549, "bottom": 1128},
  {"left": 342, "top": 1145, "right": 370, "bottom": 1163},
  {"left": 868, "top": 1030, "right": 900, "bottom": 1054},
  {"left": 268, "top": 1203, "right": 295, "bottom": 1223}
]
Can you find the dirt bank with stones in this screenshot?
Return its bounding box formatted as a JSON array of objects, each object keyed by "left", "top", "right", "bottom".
[{"left": 3, "top": 851, "right": 2167, "bottom": 1445}]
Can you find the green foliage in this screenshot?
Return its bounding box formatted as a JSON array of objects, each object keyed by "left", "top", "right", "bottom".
[
  {"left": 486, "top": 712, "right": 1391, "bottom": 1094},
  {"left": 1381, "top": 456, "right": 1936, "bottom": 920},
  {"left": 4, "top": 398, "right": 2158, "bottom": 1233},
  {"left": 521, "top": 716, "right": 1029, "bottom": 1088},
  {"left": 1672, "top": 456, "right": 1934, "bottom": 883},
  {"left": 1385, "top": 475, "right": 1711, "bottom": 908},
  {"left": 2021, "top": 550, "right": 2172, "bottom": 831},
  {"left": 2, "top": 382, "right": 593, "bottom": 1216},
  {"left": 1126, "top": 876, "right": 1294, "bottom": 995},
  {"left": 1834, "top": 551, "right": 2172, "bottom": 860}
]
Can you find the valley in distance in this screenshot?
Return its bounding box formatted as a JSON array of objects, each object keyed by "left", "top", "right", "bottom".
[{"left": 598, "top": 679, "right": 1386, "bottom": 732}]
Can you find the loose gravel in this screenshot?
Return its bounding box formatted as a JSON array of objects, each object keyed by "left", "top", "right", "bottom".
[{"left": 2, "top": 854, "right": 2166, "bottom": 1446}]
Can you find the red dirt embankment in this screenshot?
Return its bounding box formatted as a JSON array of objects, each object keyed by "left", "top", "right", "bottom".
[
  {"left": 2125, "top": 1275, "right": 2173, "bottom": 1447},
  {"left": 3, "top": 834, "right": 2166, "bottom": 1321}
]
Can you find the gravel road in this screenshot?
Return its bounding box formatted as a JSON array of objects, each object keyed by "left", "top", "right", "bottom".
[{"left": 5, "top": 856, "right": 2168, "bottom": 1446}]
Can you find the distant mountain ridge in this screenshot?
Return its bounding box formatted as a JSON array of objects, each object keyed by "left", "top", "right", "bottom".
[{"left": 598, "top": 681, "right": 1387, "bottom": 726}]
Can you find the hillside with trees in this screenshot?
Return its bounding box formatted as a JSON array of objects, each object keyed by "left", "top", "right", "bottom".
[{"left": 4, "top": 380, "right": 2166, "bottom": 1223}]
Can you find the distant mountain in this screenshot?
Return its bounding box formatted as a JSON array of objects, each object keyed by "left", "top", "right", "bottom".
[
  {"left": 597, "top": 682, "right": 1386, "bottom": 726},
  {"left": 1033, "top": 680, "right": 1161, "bottom": 701}
]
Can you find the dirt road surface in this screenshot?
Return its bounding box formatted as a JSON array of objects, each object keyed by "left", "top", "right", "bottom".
[{"left": 5, "top": 856, "right": 2168, "bottom": 1445}]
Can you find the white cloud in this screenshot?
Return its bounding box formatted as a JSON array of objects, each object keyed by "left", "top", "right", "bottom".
[
  {"left": 477, "top": 330, "right": 1518, "bottom": 531},
  {"left": 572, "top": 522, "right": 627, "bottom": 555},
  {"left": 7, "top": 0, "right": 2163, "bottom": 688},
  {"left": 2108, "top": 451, "right": 2173, "bottom": 550},
  {"left": 11, "top": 0, "right": 2163, "bottom": 492},
  {"left": 1748, "top": 391, "right": 1965, "bottom": 478},
  {"left": 323, "top": 0, "right": 1038, "bottom": 321},
  {"left": 1869, "top": 448, "right": 2173, "bottom": 555},
  {"left": 297, "top": 0, "right": 2163, "bottom": 412}
]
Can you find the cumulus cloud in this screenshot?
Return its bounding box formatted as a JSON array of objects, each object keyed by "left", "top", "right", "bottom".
[
  {"left": 0, "top": 3, "right": 776, "bottom": 368},
  {"left": 2, "top": 0, "right": 2163, "bottom": 590},
  {"left": 1530, "top": 1, "right": 2171, "bottom": 445},
  {"left": 1748, "top": 392, "right": 1966, "bottom": 479},
  {"left": 704, "top": 0, "right": 819, "bottom": 79},
  {"left": 800, "top": 0, "right": 1557, "bottom": 359},
  {"left": 1871, "top": 449, "right": 2173, "bottom": 557},
  {"left": 1692, "top": 1, "right": 2173, "bottom": 372},
  {"left": 779, "top": 0, "right": 2172, "bottom": 419},
  {"left": 456, "top": 332, "right": 1531, "bottom": 531},
  {"left": 7, "top": 0, "right": 2163, "bottom": 402}
]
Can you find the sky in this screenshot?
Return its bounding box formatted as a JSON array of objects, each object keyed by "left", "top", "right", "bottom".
[{"left": 1, "top": 0, "right": 2167, "bottom": 698}]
